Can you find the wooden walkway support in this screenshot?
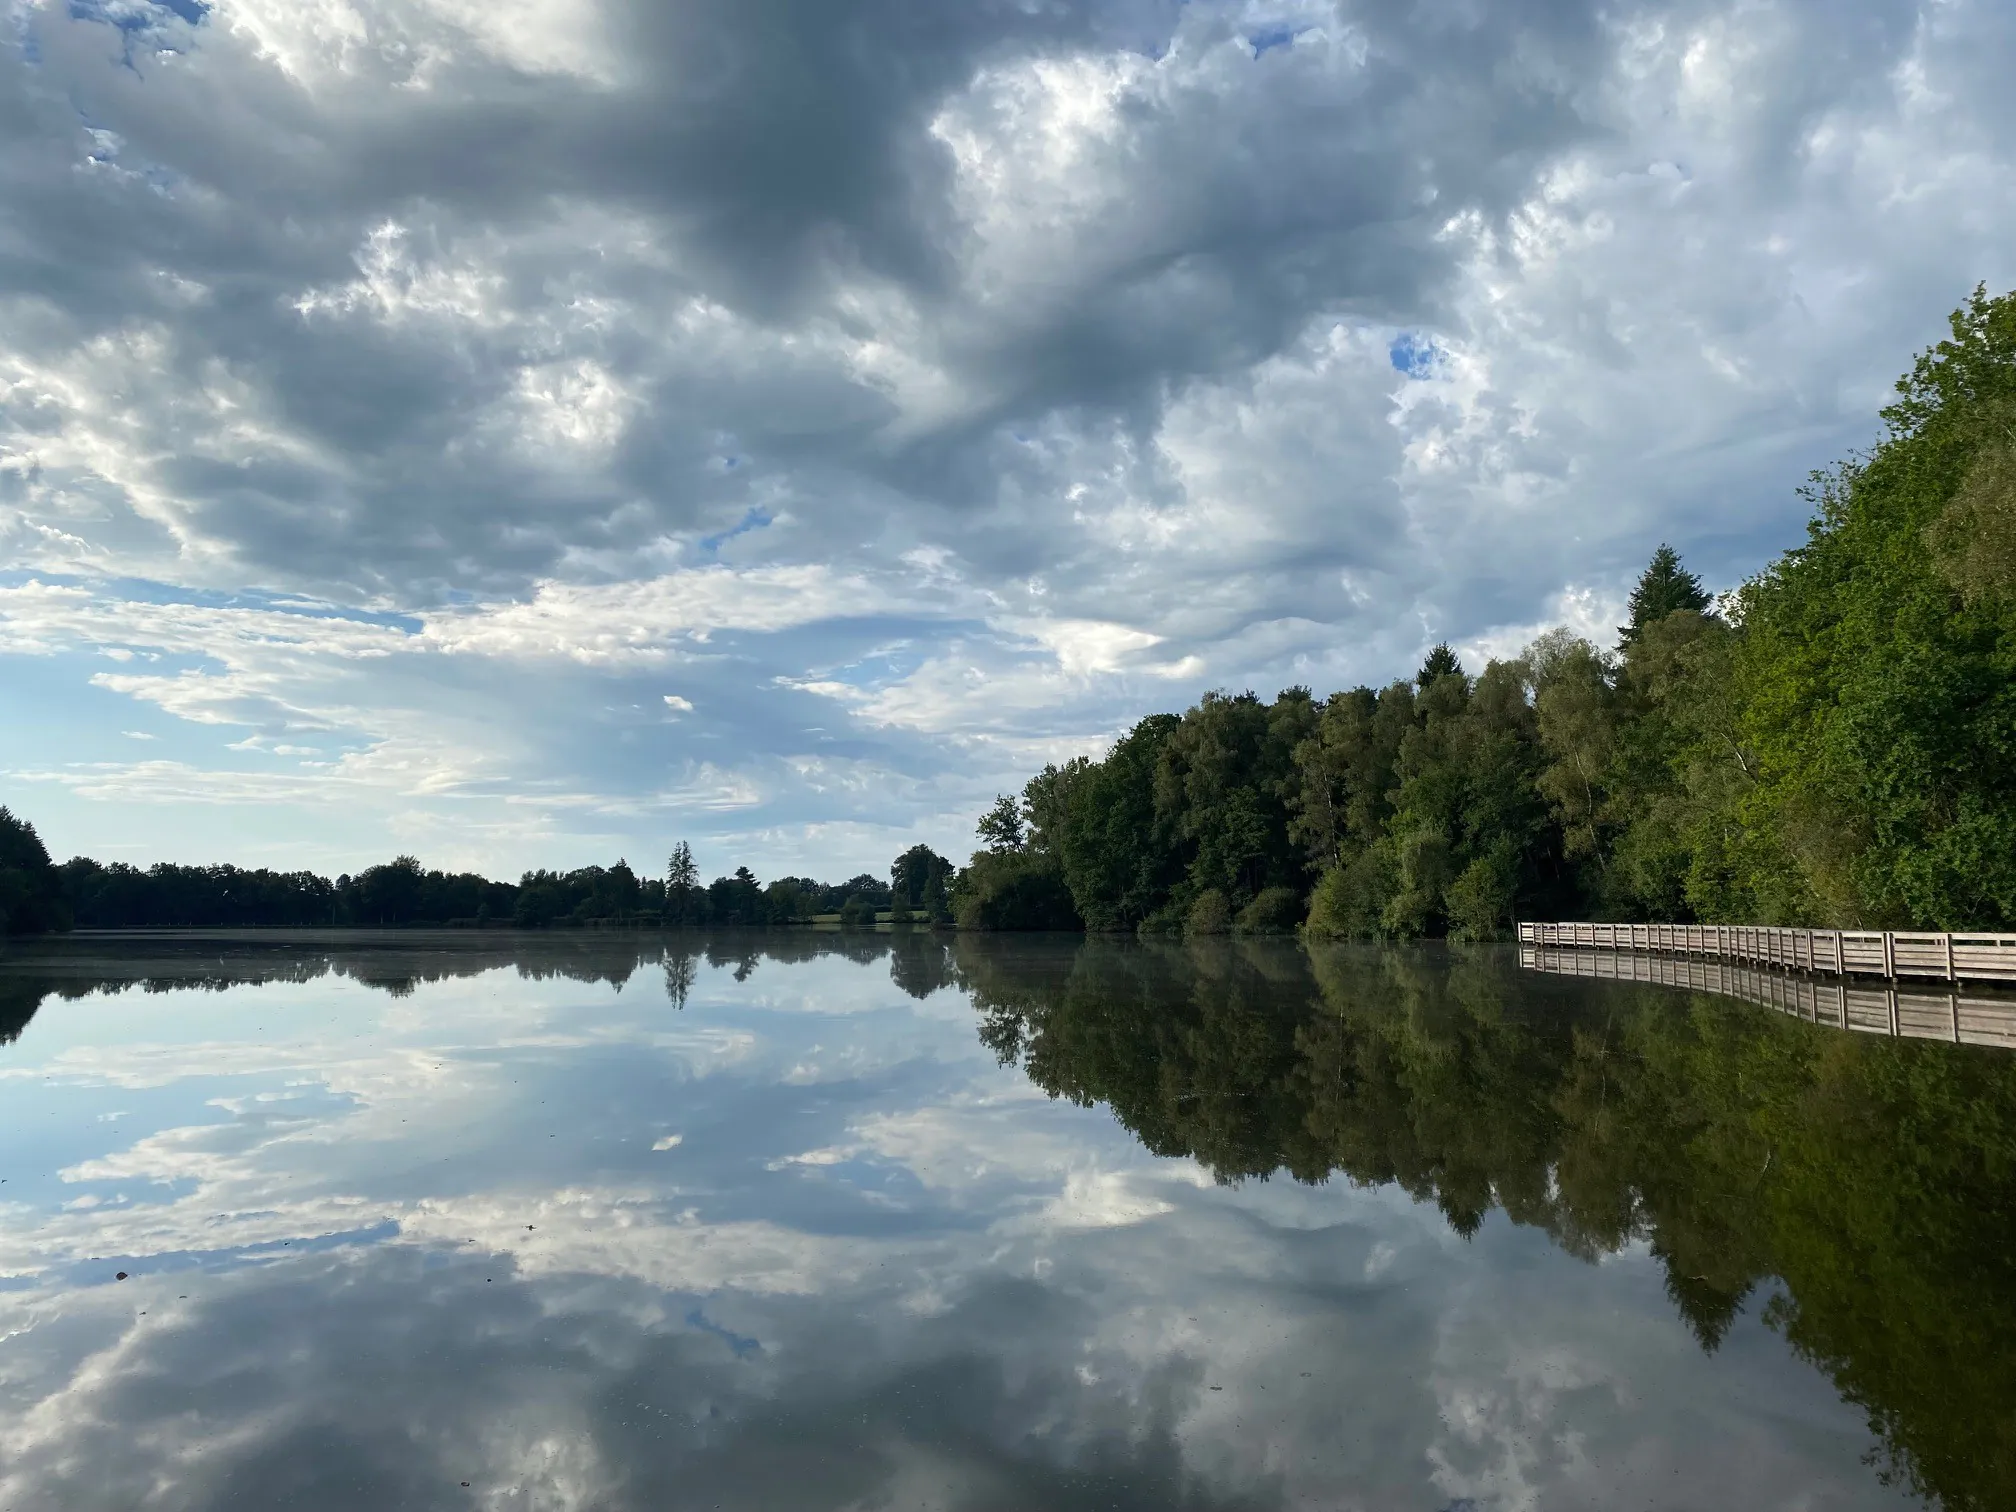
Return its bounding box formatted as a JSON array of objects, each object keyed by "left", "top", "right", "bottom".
[
  {"left": 1519, "top": 944, "right": 2016, "bottom": 1051},
  {"left": 1515, "top": 921, "right": 2016, "bottom": 985}
]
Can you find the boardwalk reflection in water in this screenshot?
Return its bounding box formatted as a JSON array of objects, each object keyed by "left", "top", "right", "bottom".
[
  {"left": 0, "top": 933, "right": 2011, "bottom": 1510},
  {"left": 1520, "top": 943, "right": 2016, "bottom": 1049}
]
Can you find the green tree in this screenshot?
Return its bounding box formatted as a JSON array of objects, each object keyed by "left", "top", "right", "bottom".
[
  {"left": 353, "top": 855, "right": 425, "bottom": 925},
  {"left": 1416, "top": 643, "right": 1463, "bottom": 688},
  {"left": 1722, "top": 285, "right": 2016, "bottom": 927},
  {"left": 708, "top": 867, "right": 767, "bottom": 926},
  {"left": 1526, "top": 629, "right": 1621, "bottom": 868},
  {"left": 920, "top": 870, "right": 951, "bottom": 925},
  {"left": 666, "top": 842, "right": 705, "bottom": 925},
  {"left": 1620, "top": 544, "right": 1713, "bottom": 645},
  {"left": 0, "top": 807, "right": 69, "bottom": 936},
  {"left": 889, "top": 845, "right": 955, "bottom": 918},
  {"left": 976, "top": 795, "right": 1025, "bottom": 852},
  {"left": 1154, "top": 689, "right": 1316, "bottom": 912},
  {"left": 1055, "top": 715, "right": 1185, "bottom": 931}
]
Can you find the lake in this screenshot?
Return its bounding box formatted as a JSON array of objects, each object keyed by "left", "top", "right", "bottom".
[{"left": 1, "top": 931, "right": 2010, "bottom": 1510}]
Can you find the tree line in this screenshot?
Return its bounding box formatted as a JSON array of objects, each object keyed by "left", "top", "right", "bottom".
[
  {"left": 954, "top": 286, "right": 2016, "bottom": 936},
  {"left": 0, "top": 821, "right": 960, "bottom": 937}
]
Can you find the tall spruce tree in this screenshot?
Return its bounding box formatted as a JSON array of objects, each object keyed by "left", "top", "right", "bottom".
[
  {"left": 1415, "top": 644, "right": 1463, "bottom": 688},
  {"left": 1620, "top": 545, "right": 1712, "bottom": 645}
]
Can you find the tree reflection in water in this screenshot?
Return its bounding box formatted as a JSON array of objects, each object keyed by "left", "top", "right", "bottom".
[
  {"left": 4, "top": 928, "right": 2010, "bottom": 1508},
  {"left": 956, "top": 936, "right": 2016, "bottom": 1512}
]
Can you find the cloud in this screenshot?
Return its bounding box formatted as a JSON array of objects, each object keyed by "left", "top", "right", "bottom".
[{"left": 0, "top": 0, "right": 2011, "bottom": 872}]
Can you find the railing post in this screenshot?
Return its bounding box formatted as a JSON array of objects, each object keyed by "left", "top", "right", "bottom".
[{"left": 1882, "top": 932, "right": 1895, "bottom": 981}]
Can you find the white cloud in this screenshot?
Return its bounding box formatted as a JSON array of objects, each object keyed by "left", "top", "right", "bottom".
[
  {"left": 0, "top": 0, "right": 2011, "bottom": 872},
  {"left": 421, "top": 567, "right": 899, "bottom": 666}
]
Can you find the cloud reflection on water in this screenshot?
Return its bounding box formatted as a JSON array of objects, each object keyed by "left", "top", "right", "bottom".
[{"left": 0, "top": 934, "right": 1926, "bottom": 1509}]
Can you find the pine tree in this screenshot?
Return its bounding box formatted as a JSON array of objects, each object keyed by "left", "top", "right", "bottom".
[
  {"left": 1620, "top": 545, "right": 1712, "bottom": 645},
  {"left": 1415, "top": 643, "right": 1463, "bottom": 688}
]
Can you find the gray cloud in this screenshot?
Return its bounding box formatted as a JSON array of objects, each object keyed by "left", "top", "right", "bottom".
[{"left": 0, "top": 0, "right": 2011, "bottom": 870}]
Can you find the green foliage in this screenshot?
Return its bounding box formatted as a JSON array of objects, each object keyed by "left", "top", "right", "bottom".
[
  {"left": 952, "top": 848, "right": 1081, "bottom": 930},
  {"left": 708, "top": 867, "right": 768, "bottom": 926},
  {"left": 1235, "top": 885, "right": 1305, "bottom": 934},
  {"left": 1416, "top": 643, "right": 1463, "bottom": 688},
  {"left": 1156, "top": 688, "right": 1317, "bottom": 908},
  {"left": 1620, "top": 543, "right": 1713, "bottom": 644},
  {"left": 515, "top": 862, "right": 648, "bottom": 927},
  {"left": 1445, "top": 842, "right": 1517, "bottom": 940},
  {"left": 960, "top": 287, "right": 2016, "bottom": 933},
  {"left": 1923, "top": 399, "right": 2016, "bottom": 605},
  {"left": 11, "top": 809, "right": 912, "bottom": 935},
  {"left": 765, "top": 877, "right": 820, "bottom": 922},
  {"left": 1722, "top": 285, "right": 2016, "bottom": 927},
  {"left": 665, "top": 842, "right": 704, "bottom": 924},
  {"left": 1185, "top": 889, "right": 1232, "bottom": 935},
  {"left": 1054, "top": 715, "right": 1185, "bottom": 930},
  {"left": 1301, "top": 846, "right": 1394, "bottom": 939},
  {"left": 889, "top": 844, "right": 954, "bottom": 924},
  {"left": 0, "top": 807, "right": 68, "bottom": 936},
  {"left": 976, "top": 795, "right": 1025, "bottom": 852}
]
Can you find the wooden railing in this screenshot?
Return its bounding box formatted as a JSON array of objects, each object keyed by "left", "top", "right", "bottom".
[
  {"left": 1515, "top": 921, "right": 2016, "bottom": 984},
  {"left": 1519, "top": 945, "right": 2016, "bottom": 1051}
]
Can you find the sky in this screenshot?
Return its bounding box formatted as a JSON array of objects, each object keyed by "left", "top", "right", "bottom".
[{"left": 0, "top": 0, "right": 2012, "bottom": 883}]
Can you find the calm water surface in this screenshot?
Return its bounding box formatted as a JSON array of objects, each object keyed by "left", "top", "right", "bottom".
[{"left": 1, "top": 931, "right": 2011, "bottom": 1510}]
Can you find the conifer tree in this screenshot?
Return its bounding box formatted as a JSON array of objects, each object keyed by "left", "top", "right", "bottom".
[
  {"left": 1620, "top": 545, "right": 1712, "bottom": 645},
  {"left": 1415, "top": 643, "right": 1463, "bottom": 688}
]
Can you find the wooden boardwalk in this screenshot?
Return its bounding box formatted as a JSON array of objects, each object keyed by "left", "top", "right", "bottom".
[
  {"left": 1517, "top": 921, "right": 2016, "bottom": 984},
  {"left": 1519, "top": 944, "right": 2016, "bottom": 1051}
]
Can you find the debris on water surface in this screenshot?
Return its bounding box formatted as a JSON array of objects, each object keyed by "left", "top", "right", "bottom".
[{"left": 115, "top": 1272, "right": 128, "bottom": 1281}]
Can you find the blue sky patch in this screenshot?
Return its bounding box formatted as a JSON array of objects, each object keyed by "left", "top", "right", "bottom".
[
  {"left": 1249, "top": 26, "right": 1303, "bottom": 58},
  {"left": 700, "top": 508, "right": 773, "bottom": 555},
  {"left": 685, "top": 1306, "right": 763, "bottom": 1358},
  {"left": 68, "top": 0, "right": 207, "bottom": 31},
  {"left": 1389, "top": 332, "right": 1441, "bottom": 379}
]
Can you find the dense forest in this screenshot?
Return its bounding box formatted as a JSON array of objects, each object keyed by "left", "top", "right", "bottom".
[
  {"left": 955, "top": 936, "right": 2016, "bottom": 1512},
  {"left": 3, "top": 287, "right": 2010, "bottom": 940},
  {"left": 957, "top": 286, "right": 2016, "bottom": 936}
]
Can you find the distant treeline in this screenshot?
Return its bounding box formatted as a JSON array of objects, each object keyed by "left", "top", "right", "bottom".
[
  {"left": 954, "top": 286, "right": 2016, "bottom": 937},
  {"left": 0, "top": 824, "right": 959, "bottom": 937}
]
